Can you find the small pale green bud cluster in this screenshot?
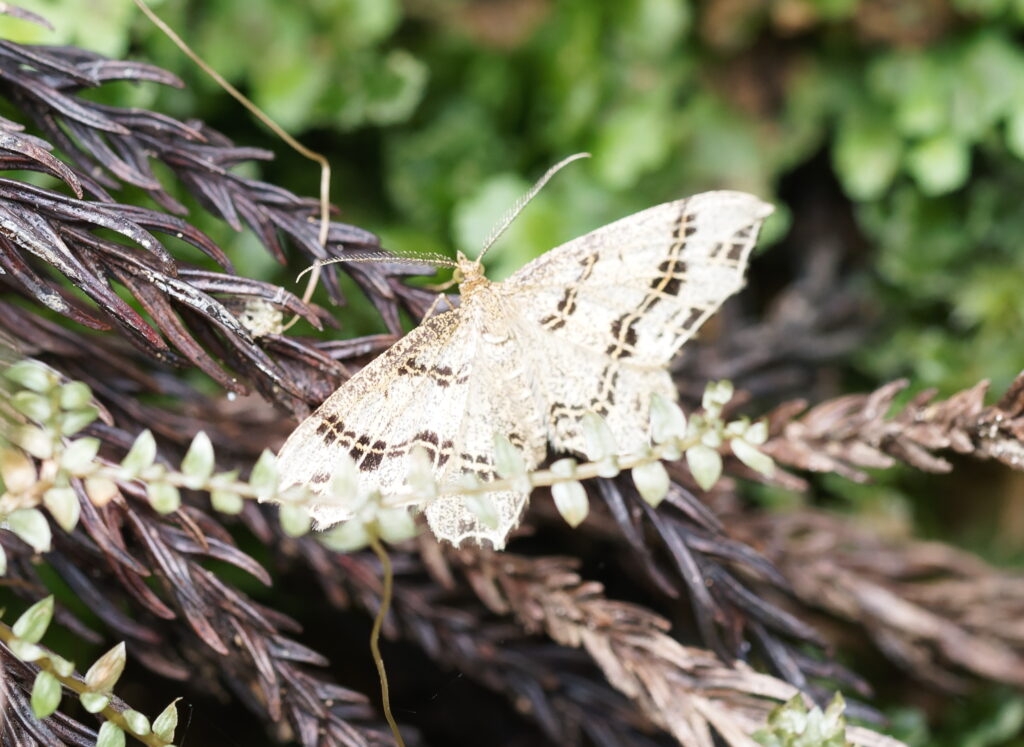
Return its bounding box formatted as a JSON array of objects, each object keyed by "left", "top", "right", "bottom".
[
  {"left": 3, "top": 596, "right": 179, "bottom": 744},
  {"left": 753, "top": 693, "right": 850, "bottom": 747},
  {"left": 684, "top": 380, "right": 773, "bottom": 491},
  {"left": 318, "top": 450, "right": 417, "bottom": 552},
  {"left": 1, "top": 360, "right": 106, "bottom": 561}
]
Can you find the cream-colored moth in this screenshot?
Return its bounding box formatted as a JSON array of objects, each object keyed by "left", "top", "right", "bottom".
[{"left": 275, "top": 159, "right": 773, "bottom": 548}]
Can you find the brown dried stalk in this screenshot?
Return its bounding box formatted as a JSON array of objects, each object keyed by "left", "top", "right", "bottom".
[
  {"left": 761, "top": 373, "right": 1024, "bottom": 486},
  {"left": 575, "top": 478, "right": 867, "bottom": 701},
  {"left": 269, "top": 529, "right": 664, "bottom": 746},
  {"left": 732, "top": 508, "right": 1024, "bottom": 692},
  {"left": 452, "top": 549, "right": 903, "bottom": 747}
]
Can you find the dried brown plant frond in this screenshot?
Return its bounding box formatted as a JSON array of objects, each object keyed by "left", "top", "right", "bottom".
[
  {"left": 0, "top": 435, "right": 397, "bottom": 746},
  {"left": 0, "top": 34, "right": 443, "bottom": 413},
  {"left": 0, "top": 123, "right": 83, "bottom": 195},
  {"left": 732, "top": 508, "right": 1024, "bottom": 692},
  {"left": 0, "top": 174, "right": 336, "bottom": 403},
  {"left": 760, "top": 372, "right": 1024, "bottom": 485},
  {"left": 449, "top": 549, "right": 904, "bottom": 747},
  {"left": 286, "top": 537, "right": 668, "bottom": 746},
  {"left": 0, "top": 3, "right": 52, "bottom": 28},
  {"left": 566, "top": 476, "right": 871, "bottom": 705},
  {"left": 0, "top": 36, "right": 432, "bottom": 324}
]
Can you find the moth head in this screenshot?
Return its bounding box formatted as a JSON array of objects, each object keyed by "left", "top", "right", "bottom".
[{"left": 454, "top": 250, "right": 488, "bottom": 295}]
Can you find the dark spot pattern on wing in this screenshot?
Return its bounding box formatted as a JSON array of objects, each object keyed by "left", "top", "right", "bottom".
[
  {"left": 397, "top": 357, "right": 469, "bottom": 387},
  {"left": 709, "top": 223, "right": 755, "bottom": 265},
  {"left": 314, "top": 414, "right": 458, "bottom": 473},
  {"left": 540, "top": 252, "right": 599, "bottom": 331},
  {"left": 603, "top": 208, "right": 693, "bottom": 360}
]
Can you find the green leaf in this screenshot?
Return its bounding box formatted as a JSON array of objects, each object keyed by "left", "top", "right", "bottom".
[
  {"left": 906, "top": 134, "right": 971, "bottom": 195},
  {"left": 80, "top": 691, "right": 109, "bottom": 713},
  {"left": 4, "top": 360, "right": 57, "bottom": 393},
  {"left": 147, "top": 482, "right": 181, "bottom": 514},
  {"left": 754, "top": 693, "right": 849, "bottom": 746},
  {"left": 319, "top": 519, "right": 371, "bottom": 553},
  {"left": 550, "top": 458, "right": 577, "bottom": 478},
  {"left": 1, "top": 446, "right": 37, "bottom": 493},
  {"left": 345, "top": 0, "right": 401, "bottom": 41},
  {"left": 405, "top": 445, "right": 437, "bottom": 500},
  {"left": 210, "top": 488, "right": 244, "bottom": 515},
  {"left": 58, "top": 381, "right": 93, "bottom": 410},
  {"left": 96, "top": 721, "right": 125, "bottom": 747},
  {"left": 701, "top": 380, "right": 734, "bottom": 412},
  {"left": 364, "top": 50, "right": 429, "bottom": 126},
  {"left": 8, "top": 639, "right": 45, "bottom": 661},
  {"left": 327, "top": 451, "right": 362, "bottom": 506},
  {"left": 632, "top": 461, "right": 671, "bottom": 506},
  {"left": 12, "top": 391, "right": 53, "bottom": 422},
  {"left": 49, "top": 653, "right": 74, "bottom": 677},
  {"left": 745, "top": 420, "right": 768, "bottom": 445},
  {"left": 593, "top": 97, "right": 674, "bottom": 189},
  {"left": 13, "top": 596, "right": 54, "bottom": 643},
  {"left": 121, "top": 430, "right": 156, "bottom": 477},
  {"left": 15, "top": 425, "right": 54, "bottom": 460},
  {"left": 649, "top": 392, "right": 687, "bottom": 445},
  {"left": 581, "top": 412, "right": 617, "bottom": 463},
  {"left": 452, "top": 172, "right": 531, "bottom": 261},
  {"left": 376, "top": 508, "right": 416, "bottom": 543},
  {"left": 492, "top": 433, "right": 525, "bottom": 480},
  {"left": 84, "top": 476, "right": 119, "bottom": 507},
  {"left": 59, "top": 407, "right": 99, "bottom": 436},
  {"left": 619, "top": 0, "right": 690, "bottom": 57},
  {"left": 122, "top": 709, "right": 150, "bottom": 736},
  {"left": 31, "top": 670, "right": 61, "bottom": 719},
  {"left": 59, "top": 437, "right": 100, "bottom": 474},
  {"left": 278, "top": 503, "right": 312, "bottom": 538},
  {"left": 731, "top": 438, "right": 775, "bottom": 477},
  {"left": 549, "top": 459, "right": 586, "bottom": 528},
  {"left": 249, "top": 449, "right": 278, "bottom": 498},
  {"left": 685, "top": 444, "right": 722, "bottom": 491},
  {"left": 43, "top": 486, "right": 81, "bottom": 532},
  {"left": 1006, "top": 106, "right": 1024, "bottom": 159},
  {"left": 463, "top": 492, "right": 499, "bottom": 530},
  {"left": 833, "top": 110, "right": 903, "bottom": 200},
  {"left": 85, "top": 642, "right": 126, "bottom": 693},
  {"left": 152, "top": 698, "right": 180, "bottom": 742},
  {"left": 551, "top": 480, "right": 589, "bottom": 528},
  {"left": 181, "top": 431, "right": 215, "bottom": 488},
  {"left": 8, "top": 508, "right": 52, "bottom": 553}
]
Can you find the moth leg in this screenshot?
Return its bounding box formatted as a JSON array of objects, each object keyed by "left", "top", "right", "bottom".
[{"left": 420, "top": 292, "right": 455, "bottom": 322}]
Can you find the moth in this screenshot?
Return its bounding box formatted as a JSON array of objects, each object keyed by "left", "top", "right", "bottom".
[{"left": 275, "top": 159, "right": 773, "bottom": 548}]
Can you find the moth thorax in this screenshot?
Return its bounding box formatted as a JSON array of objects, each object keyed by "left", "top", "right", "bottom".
[{"left": 456, "top": 254, "right": 489, "bottom": 299}]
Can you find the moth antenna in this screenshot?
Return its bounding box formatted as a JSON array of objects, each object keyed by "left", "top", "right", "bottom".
[
  {"left": 478, "top": 152, "right": 590, "bottom": 261},
  {"left": 296, "top": 252, "right": 458, "bottom": 283}
]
